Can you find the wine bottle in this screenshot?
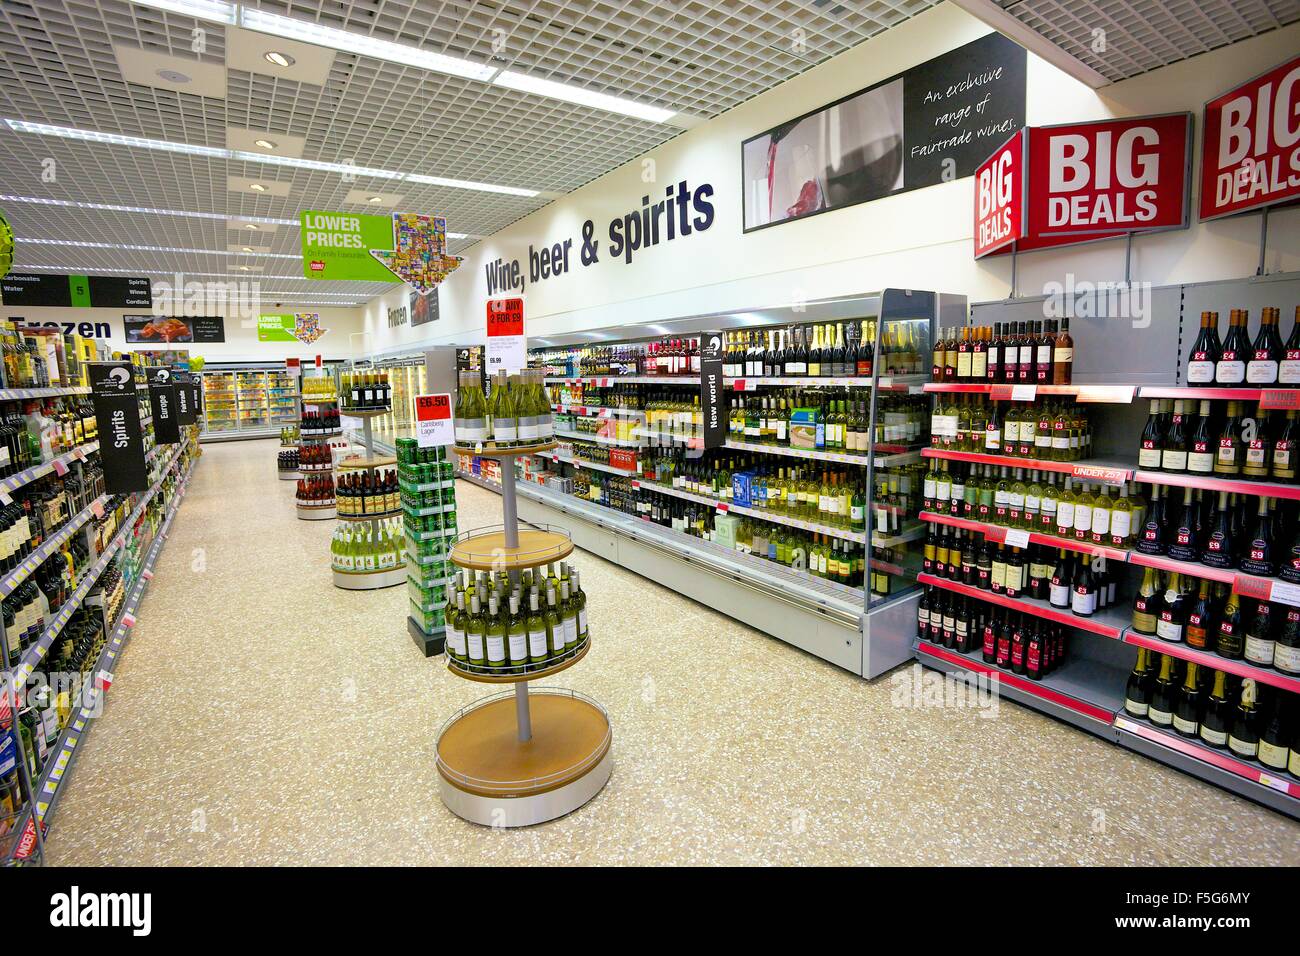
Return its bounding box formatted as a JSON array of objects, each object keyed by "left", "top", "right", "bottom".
[
  {"left": 1247, "top": 306, "right": 1283, "bottom": 385},
  {"left": 1227, "top": 678, "right": 1260, "bottom": 759},
  {"left": 1238, "top": 495, "right": 1277, "bottom": 578},
  {"left": 1071, "top": 554, "right": 1096, "bottom": 617},
  {"left": 1187, "top": 400, "right": 1216, "bottom": 475},
  {"left": 1049, "top": 549, "right": 1071, "bottom": 608},
  {"left": 1276, "top": 605, "right": 1300, "bottom": 675},
  {"left": 1273, "top": 408, "right": 1297, "bottom": 482},
  {"left": 1124, "top": 647, "right": 1154, "bottom": 718},
  {"left": 1131, "top": 566, "right": 1161, "bottom": 635},
  {"left": 1156, "top": 571, "right": 1189, "bottom": 642},
  {"left": 1148, "top": 653, "right": 1177, "bottom": 727},
  {"left": 1052, "top": 317, "right": 1073, "bottom": 385},
  {"left": 1166, "top": 487, "right": 1200, "bottom": 562},
  {"left": 1199, "top": 669, "right": 1232, "bottom": 748},
  {"left": 1258, "top": 692, "right": 1290, "bottom": 771},
  {"left": 1138, "top": 399, "right": 1165, "bottom": 471},
  {"left": 1216, "top": 588, "right": 1244, "bottom": 659},
  {"left": 1185, "top": 579, "right": 1217, "bottom": 651},
  {"left": 1215, "top": 309, "right": 1248, "bottom": 386},
  {"left": 1186, "top": 311, "right": 1221, "bottom": 384},
  {"left": 1172, "top": 661, "right": 1202, "bottom": 738},
  {"left": 1281, "top": 306, "right": 1300, "bottom": 386},
  {"left": 1200, "top": 490, "right": 1235, "bottom": 568},
  {"left": 1161, "top": 400, "right": 1189, "bottom": 472},
  {"left": 466, "top": 593, "right": 486, "bottom": 667}
]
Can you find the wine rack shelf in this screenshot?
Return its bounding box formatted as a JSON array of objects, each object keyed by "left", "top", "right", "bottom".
[
  {"left": 1133, "top": 469, "right": 1300, "bottom": 502},
  {"left": 449, "top": 525, "right": 573, "bottom": 571},
  {"left": 447, "top": 637, "right": 591, "bottom": 684},
  {"left": 452, "top": 441, "right": 557, "bottom": 459},
  {"left": 1121, "top": 631, "right": 1300, "bottom": 695},
  {"left": 919, "top": 511, "right": 1131, "bottom": 563},
  {"left": 917, "top": 572, "right": 1131, "bottom": 639},
  {"left": 922, "top": 447, "right": 1135, "bottom": 485}
]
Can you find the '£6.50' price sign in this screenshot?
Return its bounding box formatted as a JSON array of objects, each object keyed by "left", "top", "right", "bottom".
[{"left": 415, "top": 393, "right": 454, "bottom": 448}]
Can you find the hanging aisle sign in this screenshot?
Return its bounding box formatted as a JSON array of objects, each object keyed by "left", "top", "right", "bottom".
[
  {"left": 414, "top": 393, "right": 454, "bottom": 448},
  {"left": 90, "top": 361, "right": 148, "bottom": 493},
  {"left": 700, "top": 331, "right": 725, "bottom": 451},
  {"left": 485, "top": 297, "right": 526, "bottom": 375},
  {"left": 1199, "top": 54, "right": 1300, "bottom": 221},
  {"left": 972, "top": 113, "right": 1192, "bottom": 256},
  {"left": 147, "top": 367, "right": 181, "bottom": 445},
  {"left": 174, "top": 372, "right": 196, "bottom": 426}
]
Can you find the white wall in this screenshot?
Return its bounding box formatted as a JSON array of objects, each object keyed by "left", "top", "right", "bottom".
[
  {"left": 358, "top": 1, "right": 1300, "bottom": 350},
  {"left": 2, "top": 304, "right": 365, "bottom": 363}
]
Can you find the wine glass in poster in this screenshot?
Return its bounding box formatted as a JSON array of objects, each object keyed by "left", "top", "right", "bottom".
[{"left": 742, "top": 78, "right": 903, "bottom": 229}]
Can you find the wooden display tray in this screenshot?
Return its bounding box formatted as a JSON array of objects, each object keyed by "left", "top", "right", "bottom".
[
  {"left": 448, "top": 638, "right": 590, "bottom": 684},
  {"left": 450, "top": 528, "right": 573, "bottom": 571},
  {"left": 339, "top": 406, "right": 392, "bottom": 419},
  {"left": 337, "top": 455, "right": 396, "bottom": 471},
  {"left": 453, "top": 441, "right": 557, "bottom": 459},
  {"left": 436, "top": 692, "right": 611, "bottom": 799}
]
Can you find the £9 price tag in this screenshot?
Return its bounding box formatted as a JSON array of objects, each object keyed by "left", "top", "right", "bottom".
[{"left": 414, "top": 393, "right": 454, "bottom": 448}]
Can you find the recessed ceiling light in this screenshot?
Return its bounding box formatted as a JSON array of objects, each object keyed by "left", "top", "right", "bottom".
[
  {"left": 239, "top": 265, "right": 252, "bottom": 271},
  {"left": 249, "top": 183, "right": 267, "bottom": 192},
  {"left": 253, "top": 138, "right": 277, "bottom": 150},
  {"left": 5, "top": 118, "right": 538, "bottom": 198},
  {"left": 241, "top": 246, "right": 255, "bottom": 252},
  {"left": 244, "top": 223, "right": 260, "bottom": 230},
  {"left": 155, "top": 68, "right": 192, "bottom": 84},
  {"left": 263, "top": 51, "right": 296, "bottom": 68},
  {"left": 366, "top": 196, "right": 384, "bottom": 203}
]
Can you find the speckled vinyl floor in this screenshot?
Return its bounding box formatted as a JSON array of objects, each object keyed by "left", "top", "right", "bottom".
[{"left": 44, "top": 440, "right": 1300, "bottom": 865}]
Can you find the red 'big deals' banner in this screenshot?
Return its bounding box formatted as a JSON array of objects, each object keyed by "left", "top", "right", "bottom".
[
  {"left": 1026, "top": 112, "right": 1193, "bottom": 237},
  {"left": 1199, "top": 55, "right": 1300, "bottom": 221},
  {"left": 973, "top": 129, "right": 1024, "bottom": 259}
]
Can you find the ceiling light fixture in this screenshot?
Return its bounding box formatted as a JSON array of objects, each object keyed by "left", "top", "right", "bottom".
[
  {"left": 3, "top": 119, "right": 538, "bottom": 198},
  {"left": 263, "top": 51, "right": 295, "bottom": 68},
  {"left": 155, "top": 68, "right": 192, "bottom": 84},
  {"left": 21, "top": 238, "right": 299, "bottom": 257},
  {"left": 241, "top": 246, "right": 255, "bottom": 252},
  {"left": 252, "top": 138, "right": 277, "bottom": 150},
  {"left": 248, "top": 183, "right": 267, "bottom": 192},
  {"left": 367, "top": 196, "right": 384, "bottom": 203},
  {"left": 493, "top": 70, "right": 675, "bottom": 123}
]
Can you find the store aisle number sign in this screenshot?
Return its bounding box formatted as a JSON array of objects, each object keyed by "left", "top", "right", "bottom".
[
  {"left": 973, "top": 112, "right": 1192, "bottom": 258},
  {"left": 485, "top": 297, "right": 525, "bottom": 375},
  {"left": 414, "top": 393, "right": 454, "bottom": 448},
  {"left": 1199, "top": 54, "right": 1300, "bottom": 220}
]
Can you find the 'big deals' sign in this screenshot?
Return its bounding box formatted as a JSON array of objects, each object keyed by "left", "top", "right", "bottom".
[
  {"left": 974, "top": 113, "right": 1192, "bottom": 257},
  {"left": 1199, "top": 54, "right": 1300, "bottom": 221}
]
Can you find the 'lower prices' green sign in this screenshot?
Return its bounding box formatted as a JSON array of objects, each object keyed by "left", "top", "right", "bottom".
[{"left": 259, "top": 313, "right": 326, "bottom": 344}]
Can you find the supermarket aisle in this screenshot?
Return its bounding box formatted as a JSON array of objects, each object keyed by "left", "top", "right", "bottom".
[{"left": 46, "top": 440, "right": 1300, "bottom": 865}]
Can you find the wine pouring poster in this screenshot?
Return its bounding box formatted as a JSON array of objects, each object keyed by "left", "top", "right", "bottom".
[{"left": 742, "top": 32, "right": 1026, "bottom": 231}]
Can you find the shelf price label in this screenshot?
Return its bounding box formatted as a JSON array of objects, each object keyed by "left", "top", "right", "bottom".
[
  {"left": 414, "top": 393, "right": 454, "bottom": 448},
  {"left": 1070, "top": 463, "right": 1130, "bottom": 485},
  {"left": 1231, "top": 573, "right": 1272, "bottom": 602}
]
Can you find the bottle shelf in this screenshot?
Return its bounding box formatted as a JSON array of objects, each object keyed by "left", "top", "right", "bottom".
[
  {"left": 916, "top": 639, "right": 1126, "bottom": 736},
  {"left": 1113, "top": 715, "right": 1300, "bottom": 817},
  {"left": 337, "top": 455, "right": 396, "bottom": 471},
  {"left": 0, "top": 493, "right": 111, "bottom": 601},
  {"left": 636, "top": 479, "right": 868, "bottom": 544},
  {"left": 447, "top": 636, "right": 591, "bottom": 684},
  {"left": 1138, "top": 386, "right": 1300, "bottom": 406},
  {"left": 336, "top": 509, "right": 401, "bottom": 522},
  {"left": 924, "top": 382, "right": 1137, "bottom": 403},
  {"left": 450, "top": 524, "right": 574, "bottom": 571},
  {"left": 552, "top": 403, "right": 645, "bottom": 418},
  {"left": 917, "top": 572, "right": 1130, "bottom": 639},
  {"left": 724, "top": 437, "right": 877, "bottom": 467},
  {"left": 727, "top": 374, "right": 926, "bottom": 391},
  {"left": 298, "top": 463, "right": 333, "bottom": 473},
  {"left": 0, "top": 441, "right": 98, "bottom": 498},
  {"left": 339, "top": 406, "right": 393, "bottom": 419},
  {"left": 0, "top": 386, "right": 91, "bottom": 401},
  {"left": 1133, "top": 469, "right": 1300, "bottom": 501},
  {"left": 333, "top": 565, "right": 406, "bottom": 590},
  {"left": 922, "top": 447, "right": 1134, "bottom": 485},
  {"left": 555, "top": 428, "right": 643, "bottom": 448},
  {"left": 919, "top": 510, "right": 1131, "bottom": 563},
  {"left": 453, "top": 441, "right": 557, "bottom": 459},
  {"left": 546, "top": 375, "right": 695, "bottom": 386},
  {"left": 1121, "top": 630, "right": 1300, "bottom": 695},
  {"left": 296, "top": 503, "right": 336, "bottom": 521}
]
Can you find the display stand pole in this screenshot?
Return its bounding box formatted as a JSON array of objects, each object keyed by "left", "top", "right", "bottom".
[
  {"left": 362, "top": 416, "right": 374, "bottom": 457},
  {"left": 1124, "top": 232, "right": 1134, "bottom": 284},
  {"left": 498, "top": 461, "right": 533, "bottom": 742},
  {"left": 1257, "top": 206, "right": 1270, "bottom": 276}
]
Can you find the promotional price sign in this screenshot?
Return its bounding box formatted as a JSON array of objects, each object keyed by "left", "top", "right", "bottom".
[
  {"left": 1199, "top": 54, "right": 1300, "bottom": 221},
  {"left": 90, "top": 361, "right": 148, "bottom": 494},
  {"left": 973, "top": 129, "right": 1024, "bottom": 259},
  {"left": 485, "top": 297, "right": 526, "bottom": 375},
  {"left": 414, "top": 393, "right": 454, "bottom": 448},
  {"left": 147, "top": 367, "right": 181, "bottom": 445},
  {"left": 1025, "top": 112, "right": 1192, "bottom": 237}
]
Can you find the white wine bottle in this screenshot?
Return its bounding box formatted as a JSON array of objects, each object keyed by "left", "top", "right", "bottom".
[
  {"left": 485, "top": 593, "right": 507, "bottom": 672},
  {"left": 526, "top": 590, "right": 548, "bottom": 666},
  {"left": 506, "top": 593, "right": 528, "bottom": 674}
]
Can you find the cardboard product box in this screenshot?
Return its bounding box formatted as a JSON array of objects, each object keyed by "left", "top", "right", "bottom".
[
  {"left": 732, "top": 470, "right": 757, "bottom": 507},
  {"left": 712, "top": 512, "right": 740, "bottom": 549},
  {"left": 789, "top": 407, "right": 823, "bottom": 450}
]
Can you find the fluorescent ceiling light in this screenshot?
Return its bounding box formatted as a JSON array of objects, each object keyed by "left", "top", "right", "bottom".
[
  {"left": 237, "top": 8, "right": 496, "bottom": 82},
  {"left": 0, "top": 194, "right": 295, "bottom": 225},
  {"left": 129, "top": 0, "right": 236, "bottom": 23},
  {"left": 22, "top": 238, "right": 298, "bottom": 258},
  {"left": 493, "top": 70, "right": 675, "bottom": 123},
  {"left": 4, "top": 119, "right": 537, "bottom": 198}
]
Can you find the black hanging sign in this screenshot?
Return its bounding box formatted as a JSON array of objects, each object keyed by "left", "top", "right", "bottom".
[
  {"left": 147, "top": 368, "right": 181, "bottom": 445},
  {"left": 700, "top": 331, "right": 725, "bottom": 451},
  {"left": 90, "top": 361, "right": 148, "bottom": 493},
  {"left": 174, "top": 372, "right": 196, "bottom": 426},
  {"left": 190, "top": 374, "right": 203, "bottom": 416}
]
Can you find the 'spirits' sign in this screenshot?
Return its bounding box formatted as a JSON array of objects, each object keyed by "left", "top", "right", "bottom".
[
  {"left": 259, "top": 313, "right": 326, "bottom": 344},
  {"left": 1199, "top": 54, "right": 1300, "bottom": 221},
  {"left": 301, "top": 211, "right": 462, "bottom": 293},
  {"left": 90, "top": 361, "right": 148, "bottom": 494},
  {"left": 483, "top": 179, "right": 715, "bottom": 296}
]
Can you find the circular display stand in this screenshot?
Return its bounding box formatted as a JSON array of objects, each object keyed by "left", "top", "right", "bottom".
[
  {"left": 450, "top": 525, "right": 573, "bottom": 571},
  {"left": 299, "top": 463, "right": 333, "bottom": 474},
  {"left": 332, "top": 565, "right": 406, "bottom": 590},
  {"left": 337, "top": 455, "right": 396, "bottom": 471},
  {"left": 336, "top": 509, "right": 401, "bottom": 522},
  {"left": 448, "top": 637, "right": 590, "bottom": 683},
  {"left": 297, "top": 503, "right": 336, "bottom": 520},
  {"left": 300, "top": 429, "right": 342, "bottom": 440},
  {"left": 453, "top": 441, "right": 557, "bottom": 459},
  {"left": 436, "top": 689, "right": 611, "bottom": 828},
  {"left": 339, "top": 406, "right": 392, "bottom": 419},
  {"left": 277, "top": 468, "right": 298, "bottom": 481}
]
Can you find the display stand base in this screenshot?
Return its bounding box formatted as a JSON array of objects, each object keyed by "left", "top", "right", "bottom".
[
  {"left": 408, "top": 617, "right": 446, "bottom": 657},
  {"left": 332, "top": 566, "right": 406, "bottom": 590},
  {"left": 277, "top": 470, "right": 298, "bottom": 481},
  {"left": 297, "top": 504, "right": 336, "bottom": 520},
  {"left": 436, "top": 689, "right": 611, "bottom": 828}
]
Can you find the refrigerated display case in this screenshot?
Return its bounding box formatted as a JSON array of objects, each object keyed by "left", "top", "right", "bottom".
[
  {"left": 200, "top": 364, "right": 300, "bottom": 441},
  {"left": 465, "top": 289, "right": 960, "bottom": 678}
]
